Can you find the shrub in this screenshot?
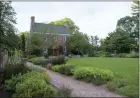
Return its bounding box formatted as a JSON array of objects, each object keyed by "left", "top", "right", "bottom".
[
  {"left": 13, "top": 78, "right": 56, "bottom": 98},
  {"left": 106, "top": 79, "right": 129, "bottom": 92},
  {"left": 4, "top": 74, "right": 23, "bottom": 92},
  {"left": 74, "top": 68, "right": 114, "bottom": 85},
  {"left": 74, "top": 68, "right": 93, "bottom": 79},
  {"left": 4, "top": 63, "right": 30, "bottom": 80},
  {"left": 27, "top": 55, "right": 36, "bottom": 60},
  {"left": 4, "top": 71, "right": 51, "bottom": 92},
  {"left": 51, "top": 65, "right": 60, "bottom": 72},
  {"left": 116, "top": 84, "right": 138, "bottom": 98},
  {"left": 125, "top": 51, "right": 139, "bottom": 58},
  {"left": 58, "top": 65, "right": 74, "bottom": 75},
  {"left": 56, "top": 85, "right": 72, "bottom": 97},
  {"left": 51, "top": 55, "right": 66, "bottom": 65},
  {"left": 116, "top": 53, "right": 128, "bottom": 58},
  {"left": 27, "top": 63, "right": 47, "bottom": 72},
  {"left": 29, "top": 58, "right": 51, "bottom": 65}
]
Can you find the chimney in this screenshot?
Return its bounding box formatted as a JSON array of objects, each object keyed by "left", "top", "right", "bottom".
[
  {"left": 30, "top": 16, "right": 35, "bottom": 33},
  {"left": 31, "top": 16, "right": 35, "bottom": 25}
]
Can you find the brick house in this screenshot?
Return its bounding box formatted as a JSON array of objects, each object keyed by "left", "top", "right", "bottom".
[{"left": 30, "top": 16, "right": 71, "bottom": 56}]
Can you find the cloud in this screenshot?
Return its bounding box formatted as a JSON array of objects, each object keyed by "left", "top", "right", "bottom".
[{"left": 12, "top": 1, "right": 132, "bottom": 38}]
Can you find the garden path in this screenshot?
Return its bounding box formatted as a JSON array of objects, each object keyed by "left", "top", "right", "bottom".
[
  {"left": 46, "top": 69, "right": 122, "bottom": 97},
  {"left": 27, "top": 62, "right": 122, "bottom": 97}
]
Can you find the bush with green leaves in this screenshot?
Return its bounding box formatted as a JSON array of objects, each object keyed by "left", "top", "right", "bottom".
[
  {"left": 116, "top": 84, "right": 138, "bottom": 98},
  {"left": 13, "top": 77, "right": 56, "bottom": 98},
  {"left": 29, "top": 58, "right": 51, "bottom": 65},
  {"left": 74, "top": 68, "right": 114, "bottom": 85},
  {"left": 4, "top": 71, "right": 51, "bottom": 92},
  {"left": 4, "top": 63, "right": 30, "bottom": 80},
  {"left": 58, "top": 65, "right": 74, "bottom": 75},
  {"left": 51, "top": 55, "right": 66, "bottom": 65},
  {"left": 106, "top": 79, "right": 129, "bottom": 92},
  {"left": 51, "top": 65, "right": 61, "bottom": 72},
  {"left": 27, "top": 55, "right": 36, "bottom": 60},
  {"left": 116, "top": 53, "right": 128, "bottom": 58},
  {"left": 125, "top": 51, "right": 139, "bottom": 58}
]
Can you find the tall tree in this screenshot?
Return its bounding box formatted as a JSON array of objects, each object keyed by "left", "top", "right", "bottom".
[
  {"left": 67, "top": 32, "right": 91, "bottom": 55},
  {"left": 49, "top": 18, "right": 79, "bottom": 34},
  {"left": 131, "top": 0, "right": 139, "bottom": 17},
  {"left": 27, "top": 33, "right": 47, "bottom": 56},
  {"left": 0, "top": 1, "right": 17, "bottom": 51},
  {"left": 117, "top": 16, "right": 138, "bottom": 39},
  {"left": 102, "top": 28, "right": 136, "bottom": 54}
]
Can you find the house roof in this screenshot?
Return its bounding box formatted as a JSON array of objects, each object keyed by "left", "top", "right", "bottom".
[{"left": 31, "top": 23, "right": 71, "bottom": 35}]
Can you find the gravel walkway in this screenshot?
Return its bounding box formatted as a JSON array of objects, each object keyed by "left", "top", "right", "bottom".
[
  {"left": 46, "top": 69, "right": 122, "bottom": 97},
  {"left": 27, "top": 62, "right": 122, "bottom": 97}
]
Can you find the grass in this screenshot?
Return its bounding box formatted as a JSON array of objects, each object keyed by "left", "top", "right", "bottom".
[{"left": 67, "top": 57, "right": 139, "bottom": 97}]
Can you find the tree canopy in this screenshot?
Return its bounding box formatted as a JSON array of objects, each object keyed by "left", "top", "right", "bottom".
[
  {"left": 49, "top": 17, "right": 79, "bottom": 34},
  {"left": 0, "top": 1, "right": 19, "bottom": 51}
]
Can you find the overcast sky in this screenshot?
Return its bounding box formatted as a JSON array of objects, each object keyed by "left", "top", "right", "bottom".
[{"left": 12, "top": 1, "right": 132, "bottom": 38}]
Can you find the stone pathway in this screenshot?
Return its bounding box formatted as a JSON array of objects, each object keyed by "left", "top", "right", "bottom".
[{"left": 27, "top": 62, "right": 122, "bottom": 97}]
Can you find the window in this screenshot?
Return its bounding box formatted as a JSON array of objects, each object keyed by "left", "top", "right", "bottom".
[{"left": 63, "top": 36, "right": 66, "bottom": 42}]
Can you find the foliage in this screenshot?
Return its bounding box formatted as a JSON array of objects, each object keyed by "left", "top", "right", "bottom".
[
  {"left": 13, "top": 77, "right": 55, "bottom": 98},
  {"left": 67, "top": 57, "right": 138, "bottom": 97},
  {"left": 116, "top": 51, "right": 139, "bottom": 58},
  {"left": 0, "top": 1, "right": 20, "bottom": 51},
  {"left": 51, "top": 65, "right": 60, "bottom": 72},
  {"left": 20, "top": 33, "right": 26, "bottom": 57},
  {"left": 131, "top": 0, "right": 139, "bottom": 17},
  {"left": 67, "top": 32, "right": 91, "bottom": 55},
  {"left": 4, "top": 63, "right": 30, "bottom": 80},
  {"left": 116, "top": 84, "right": 138, "bottom": 98},
  {"left": 4, "top": 71, "right": 51, "bottom": 93},
  {"left": 27, "top": 62, "right": 47, "bottom": 72},
  {"left": 116, "top": 53, "right": 128, "bottom": 58},
  {"left": 106, "top": 79, "right": 129, "bottom": 92},
  {"left": 101, "top": 28, "right": 136, "bottom": 54},
  {"left": 49, "top": 17, "right": 79, "bottom": 34},
  {"left": 7, "top": 49, "right": 22, "bottom": 65},
  {"left": 51, "top": 55, "right": 66, "bottom": 65},
  {"left": 27, "top": 55, "right": 36, "bottom": 60},
  {"left": 26, "top": 33, "right": 47, "bottom": 56},
  {"left": 56, "top": 85, "right": 72, "bottom": 97},
  {"left": 125, "top": 51, "right": 139, "bottom": 58},
  {"left": 117, "top": 16, "right": 139, "bottom": 40},
  {"left": 29, "top": 58, "right": 50, "bottom": 65},
  {"left": 73, "top": 68, "right": 114, "bottom": 85},
  {"left": 58, "top": 65, "right": 74, "bottom": 75}
]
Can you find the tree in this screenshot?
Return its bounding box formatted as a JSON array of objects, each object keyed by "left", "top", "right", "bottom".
[
  {"left": 49, "top": 17, "right": 79, "bottom": 34},
  {"left": 0, "top": 1, "right": 17, "bottom": 51},
  {"left": 117, "top": 16, "right": 139, "bottom": 39},
  {"left": 0, "top": 1, "right": 19, "bottom": 67},
  {"left": 102, "top": 28, "right": 136, "bottom": 54},
  {"left": 67, "top": 32, "right": 91, "bottom": 55},
  {"left": 27, "top": 33, "right": 47, "bottom": 56},
  {"left": 131, "top": 0, "right": 139, "bottom": 17}
]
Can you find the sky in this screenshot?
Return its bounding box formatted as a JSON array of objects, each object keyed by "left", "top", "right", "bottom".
[{"left": 12, "top": 1, "right": 132, "bottom": 39}]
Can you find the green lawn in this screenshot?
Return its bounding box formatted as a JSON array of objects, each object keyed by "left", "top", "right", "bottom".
[
  {"left": 67, "top": 57, "right": 139, "bottom": 84},
  {"left": 67, "top": 57, "right": 139, "bottom": 97}
]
